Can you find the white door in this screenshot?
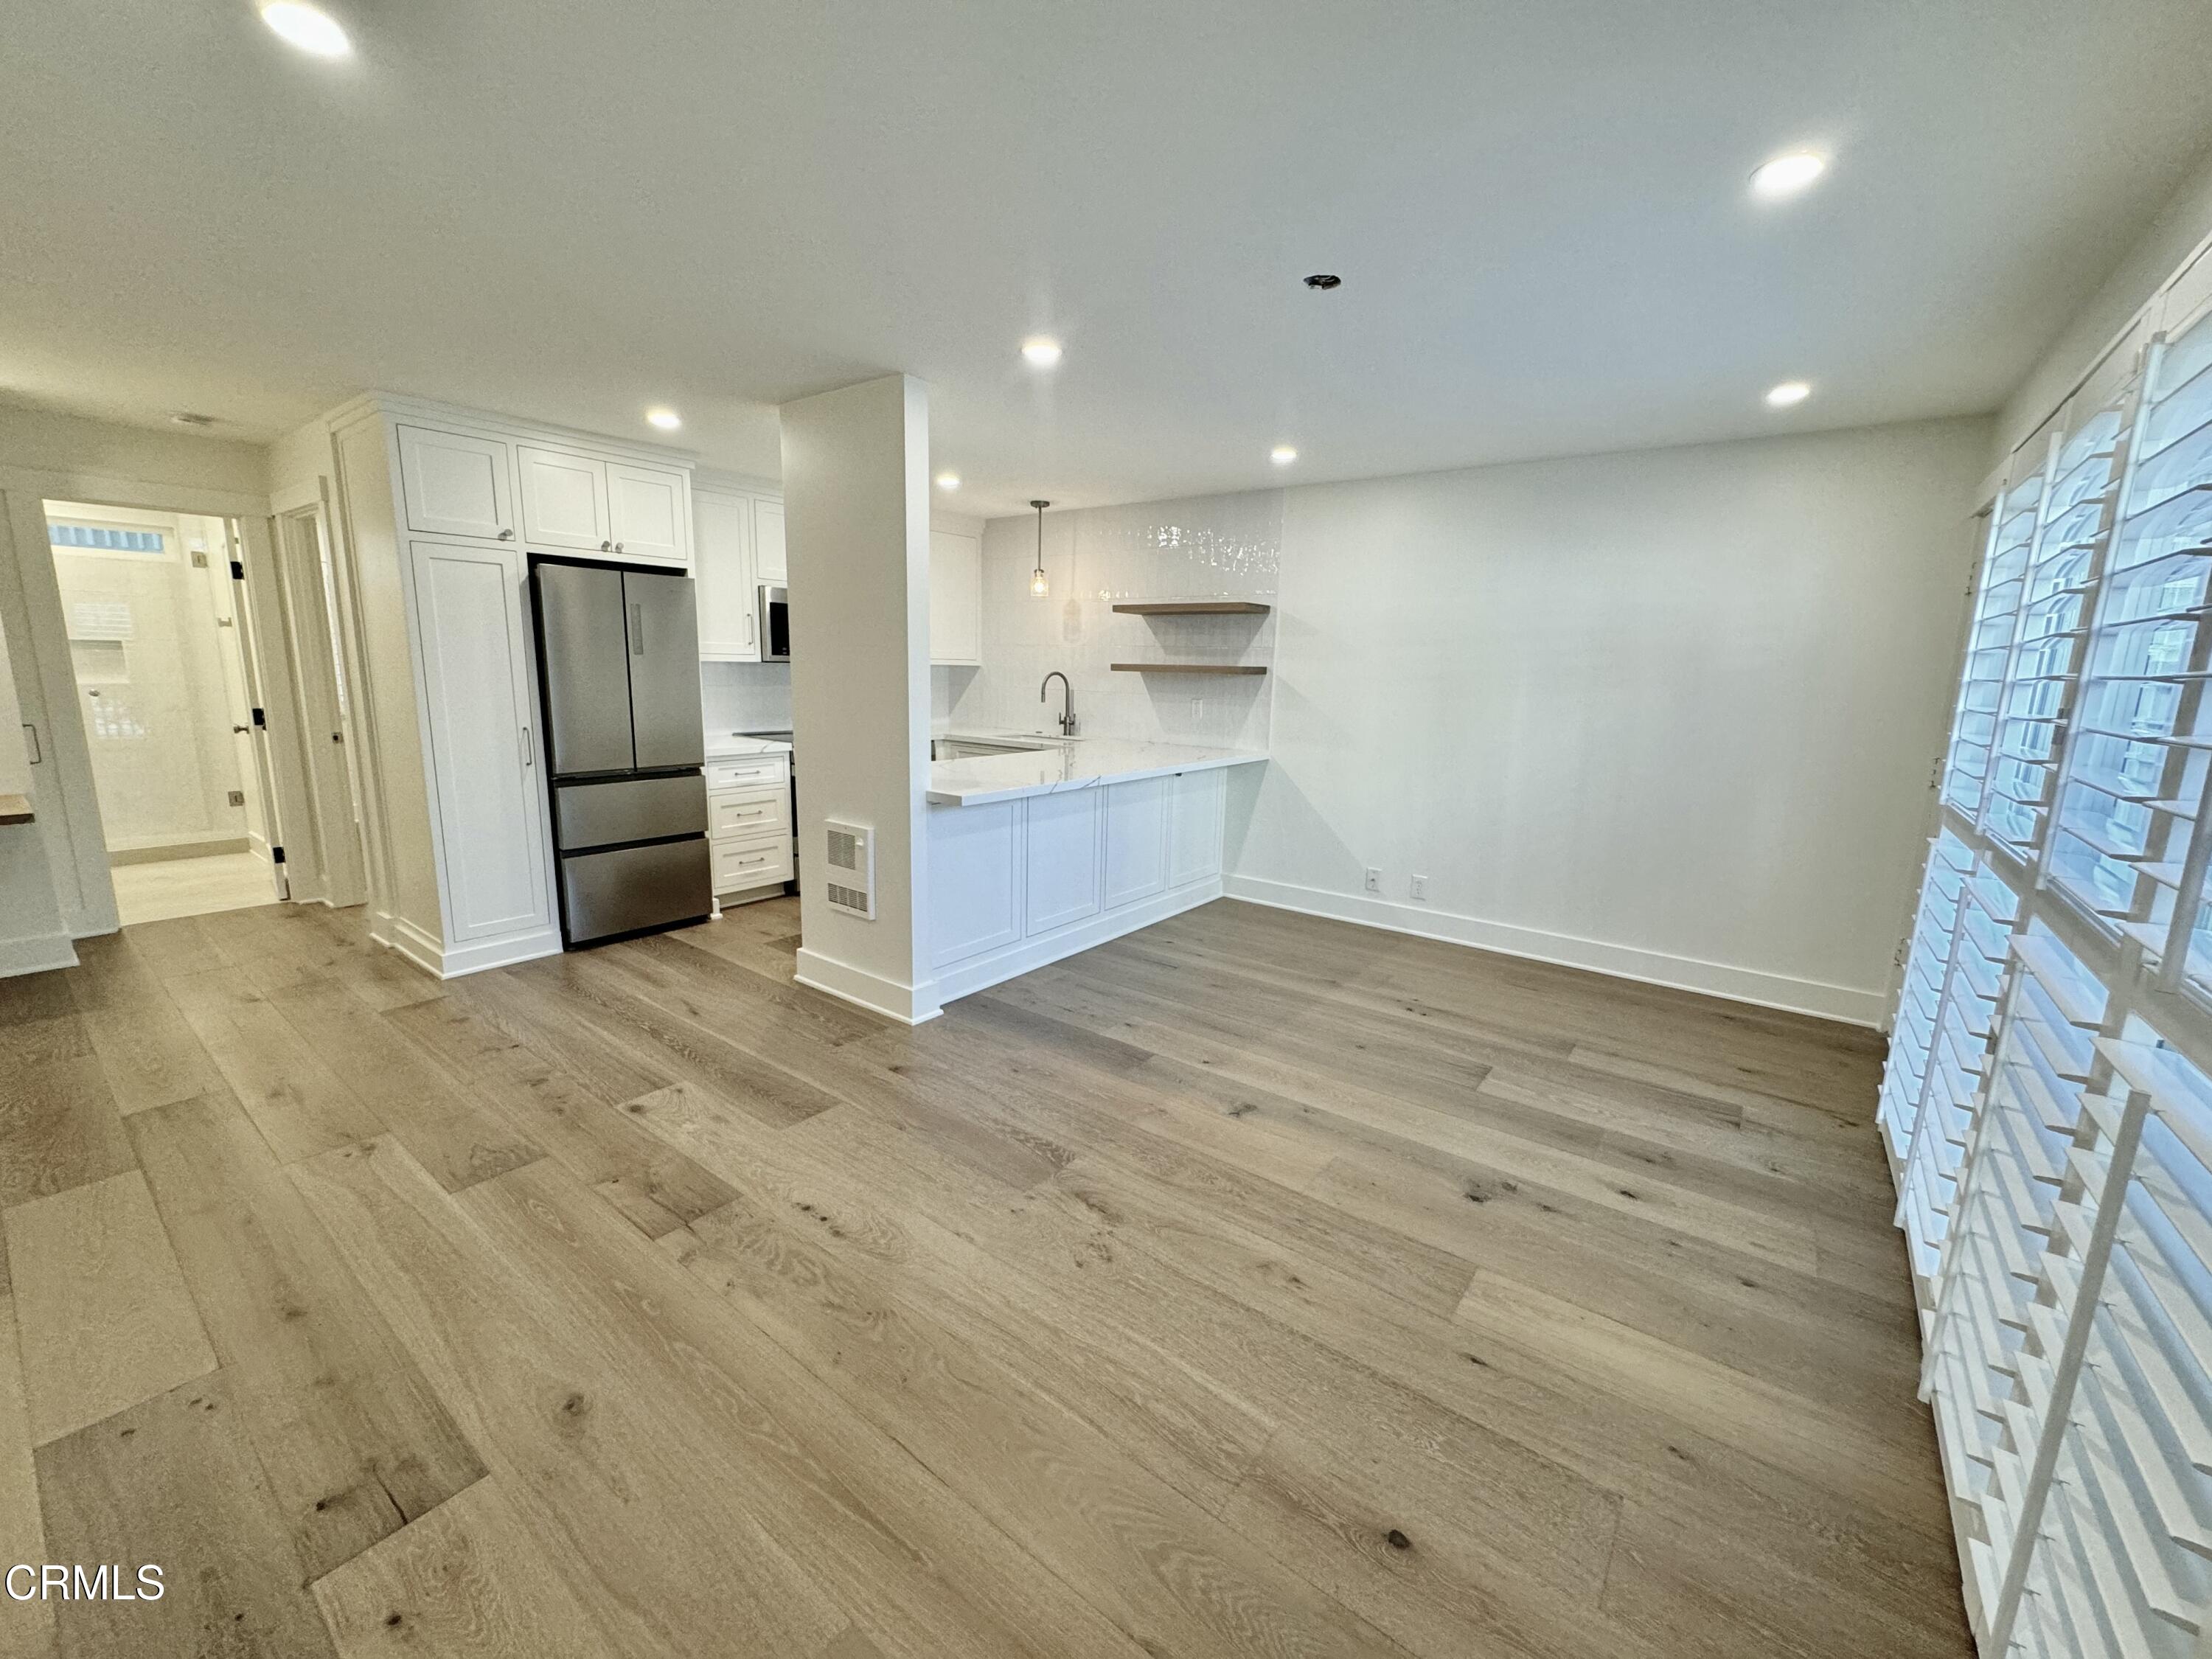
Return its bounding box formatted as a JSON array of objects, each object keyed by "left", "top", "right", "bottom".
[
  {"left": 929, "top": 530, "right": 982, "bottom": 665},
  {"left": 408, "top": 539, "right": 552, "bottom": 942},
  {"left": 607, "top": 465, "right": 689, "bottom": 566},
  {"left": 516, "top": 447, "right": 611, "bottom": 552},
  {"left": 695, "top": 493, "right": 757, "bottom": 661},
  {"left": 395, "top": 425, "right": 514, "bottom": 541},
  {"left": 753, "top": 499, "right": 787, "bottom": 582},
  {"left": 1166, "top": 768, "right": 1225, "bottom": 886}
]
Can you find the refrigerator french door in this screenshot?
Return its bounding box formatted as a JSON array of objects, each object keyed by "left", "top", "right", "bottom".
[{"left": 530, "top": 557, "right": 712, "bottom": 945}]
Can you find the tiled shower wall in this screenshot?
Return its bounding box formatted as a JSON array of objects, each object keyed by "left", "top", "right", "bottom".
[{"left": 942, "top": 488, "right": 1281, "bottom": 748}]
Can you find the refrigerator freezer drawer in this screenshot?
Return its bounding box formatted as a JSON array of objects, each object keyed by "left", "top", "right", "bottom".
[
  {"left": 554, "top": 773, "right": 707, "bottom": 852},
  {"left": 560, "top": 837, "right": 712, "bottom": 944}
]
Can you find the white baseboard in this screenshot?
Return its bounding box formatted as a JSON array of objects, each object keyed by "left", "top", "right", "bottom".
[
  {"left": 933, "top": 877, "right": 1224, "bottom": 1006},
  {"left": 795, "top": 947, "right": 942, "bottom": 1025},
  {"left": 0, "top": 931, "right": 79, "bottom": 978},
  {"left": 1222, "top": 874, "right": 1885, "bottom": 1028},
  {"left": 383, "top": 916, "right": 560, "bottom": 981}
]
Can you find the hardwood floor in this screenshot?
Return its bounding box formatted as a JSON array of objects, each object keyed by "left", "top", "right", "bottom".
[{"left": 0, "top": 895, "right": 1972, "bottom": 1658}]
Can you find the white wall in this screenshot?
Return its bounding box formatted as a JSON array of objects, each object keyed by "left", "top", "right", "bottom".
[
  {"left": 950, "top": 490, "right": 1280, "bottom": 746},
  {"left": 1213, "top": 417, "right": 1991, "bottom": 1026},
  {"left": 782, "top": 375, "right": 936, "bottom": 1021},
  {"left": 1997, "top": 139, "right": 2212, "bottom": 462}
]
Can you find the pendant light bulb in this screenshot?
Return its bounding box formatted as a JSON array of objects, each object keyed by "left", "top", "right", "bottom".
[{"left": 1029, "top": 499, "right": 1051, "bottom": 599}]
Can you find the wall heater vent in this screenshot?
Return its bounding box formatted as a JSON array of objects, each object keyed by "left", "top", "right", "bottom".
[{"left": 824, "top": 820, "right": 874, "bottom": 919}]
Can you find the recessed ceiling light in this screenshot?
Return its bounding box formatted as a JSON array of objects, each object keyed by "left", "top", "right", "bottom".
[
  {"left": 1765, "top": 380, "right": 1812, "bottom": 408},
  {"left": 1750, "top": 150, "right": 1826, "bottom": 201},
  {"left": 645, "top": 407, "right": 682, "bottom": 431},
  {"left": 1270, "top": 445, "right": 1298, "bottom": 465},
  {"left": 1021, "top": 337, "right": 1062, "bottom": 366},
  {"left": 259, "top": 1, "right": 351, "bottom": 58},
  {"left": 935, "top": 471, "right": 961, "bottom": 491}
]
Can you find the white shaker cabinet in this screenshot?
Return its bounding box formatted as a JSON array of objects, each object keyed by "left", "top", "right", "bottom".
[
  {"left": 929, "top": 529, "right": 983, "bottom": 666},
  {"left": 397, "top": 425, "right": 515, "bottom": 541},
  {"left": 753, "top": 500, "right": 787, "bottom": 583},
  {"left": 606, "top": 463, "right": 690, "bottom": 565},
  {"left": 517, "top": 445, "right": 611, "bottom": 552},
  {"left": 694, "top": 490, "right": 759, "bottom": 661},
  {"left": 407, "top": 538, "right": 552, "bottom": 946}
]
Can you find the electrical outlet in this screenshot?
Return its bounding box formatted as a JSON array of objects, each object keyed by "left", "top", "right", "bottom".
[
  {"left": 1364, "top": 867, "right": 1381, "bottom": 894},
  {"left": 228, "top": 790, "right": 245, "bottom": 807},
  {"left": 1411, "top": 874, "right": 1428, "bottom": 901}
]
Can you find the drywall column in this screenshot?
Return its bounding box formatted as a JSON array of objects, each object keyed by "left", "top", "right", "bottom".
[{"left": 782, "top": 375, "right": 938, "bottom": 1021}]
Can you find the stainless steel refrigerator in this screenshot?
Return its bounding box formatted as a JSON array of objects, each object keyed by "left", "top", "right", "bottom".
[{"left": 529, "top": 556, "right": 712, "bottom": 946}]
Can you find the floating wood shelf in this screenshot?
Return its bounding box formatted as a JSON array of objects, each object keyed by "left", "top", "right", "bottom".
[
  {"left": 0, "top": 793, "right": 32, "bottom": 827},
  {"left": 1111, "top": 601, "right": 1272, "bottom": 616},
  {"left": 1110, "top": 663, "right": 1267, "bottom": 676}
]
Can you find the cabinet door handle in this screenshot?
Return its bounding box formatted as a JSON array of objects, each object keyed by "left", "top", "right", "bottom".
[
  {"left": 21, "top": 723, "right": 40, "bottom": 765},
  {"left": 630, "top": 603, "right": 644, "bottom": 655},
  {"left": 498, "top": 527, "right": 515, "bottom": 541},
  {"left": 519, "top": 725, "right": 533, "bottom": 767},
  {"left": 600, "top": 540, "right": 613, "bottom": 552},
  {"left": 745, "top": 613, "right": 755, "bottom": 644},
  {"left": 613, "top": 542, "right": 625, "bottom": 554}
]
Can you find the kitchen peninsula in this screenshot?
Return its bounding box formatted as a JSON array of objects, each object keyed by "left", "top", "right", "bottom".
[{"left": 926, "top": 737, "right": 1265, "bottom": 1001}]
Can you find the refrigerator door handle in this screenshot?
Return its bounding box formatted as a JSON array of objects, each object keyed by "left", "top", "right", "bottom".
[{"left": 630, "top": 602, "right": 644, "bottom": 655}]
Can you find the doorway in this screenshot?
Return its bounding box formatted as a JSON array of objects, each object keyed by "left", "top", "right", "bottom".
[{"left": 42, "top": 498, "right": 282, "bottom": 925}]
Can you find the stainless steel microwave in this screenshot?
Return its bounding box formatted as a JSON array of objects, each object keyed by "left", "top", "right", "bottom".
[{"left": 757, "top": 584, "right": 789, "bottom": 662}]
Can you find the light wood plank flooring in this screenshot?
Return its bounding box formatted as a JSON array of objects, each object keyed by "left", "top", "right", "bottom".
[
  {"left": 0, "top": 896, "right": 1972, "bottom": 1658},
  {"left": 107, "top": 852, "right": 277, "bottom": 927}
]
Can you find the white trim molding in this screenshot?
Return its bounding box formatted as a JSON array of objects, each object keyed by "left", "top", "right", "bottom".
[
  {"left": 1222, "top": 874, "right": 1885, "bottom": 1027},
  {"left": 795, "top": 946, "right": 942, "bottom": 1026},
  {"left": 933, "top": 876, "right": 1224, "bottom": 1006}
]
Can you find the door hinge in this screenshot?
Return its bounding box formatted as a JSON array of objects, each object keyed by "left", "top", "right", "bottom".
[
  {"left": 230, "top": 558, "right": 246, "bottom": 581},
  {"left": 271, "top": 845, "right": 286, "bottom": 865},
  {"left": 251, "top": 706, "right": 267, "bottom": 728}
]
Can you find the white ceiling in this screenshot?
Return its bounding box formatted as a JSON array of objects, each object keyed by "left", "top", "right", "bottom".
[{"left": 4, "top": 0, "right": 2211, "bottom": 516}]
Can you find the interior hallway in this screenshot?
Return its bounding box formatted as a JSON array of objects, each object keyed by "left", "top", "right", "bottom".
[{"left": 0, "top": 896, "right": 1967, "bottom": 1658}]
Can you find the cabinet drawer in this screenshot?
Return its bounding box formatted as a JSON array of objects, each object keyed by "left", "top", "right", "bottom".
[
  {"left": 709, "top": 790, "right": 785, "bottom": 837},
  {"left": 713, "top": 835, "right": 791, "bottom": 892},
  {"left": 706, "top": 757, "right": 787, "bottom": 790}
]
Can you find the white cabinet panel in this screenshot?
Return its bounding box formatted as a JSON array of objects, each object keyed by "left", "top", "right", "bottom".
[
  {"left": 1102, "top": 776, "right": 1169, "bottom": 908},
  {"left": 397, "top": 425, "right": 513, "bottom": 541},
  {"left": 695, "top": 491, "right": 757, "bottom": 660},
  {"left": 929, "top": 801, "right": 1023, "bottom": 965},
  {"left": 408, "top": 540, "right": 551, "bottom": 943},
  {"left": 753, "top": 500, "right": 787, "bottom": 582},
  {"left": 517, "top": 446, "right": 611, "bottom": 552},
  {"left": 929, "top": 529, "right": 982, "bottom": 665},
  {"left": 1166, "top": 768, "right": 1225, "bottom": 887},
  {"left": 608, "top": 464, "right": 689, "bottom": 566},
  {"left": 1025, "top": 790, "right": 1103, "bottom": 935}
]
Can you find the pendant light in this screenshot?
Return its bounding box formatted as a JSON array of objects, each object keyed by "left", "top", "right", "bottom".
[{"left": 1029, "top": 499, "right": 1051, "bottom": 597}]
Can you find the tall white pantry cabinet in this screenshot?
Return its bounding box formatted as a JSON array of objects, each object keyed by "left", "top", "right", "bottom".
[{"left": 317, "top": 394, "right": 695, "bottom": 978}]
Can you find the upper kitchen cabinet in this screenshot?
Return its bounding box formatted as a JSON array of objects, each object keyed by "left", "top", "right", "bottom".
[
  {"left": 397, "top": 425, "right": 515, "bottom": 541},
  {"left": 694, "top": 487, "right": 759, "bottom": 661},
  {"left": 753, "top": 499, "right": 787, "bottom": 583},
  {"left": 930, "top": 528, "right": 982, "bottom": 666},
  {"left": 517, "top": 445, "right": 611, "bottom": 552},
  {"left": 608, "top": 463, "right": 689, "bottom": 564}
]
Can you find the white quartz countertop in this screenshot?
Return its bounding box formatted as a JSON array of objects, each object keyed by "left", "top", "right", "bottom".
[
  {"left": 928, "top": 740, "right": 1265, "bottom": 807},
  {"left": 703, "top": 732, "right": 793, "bottom": 758}
]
